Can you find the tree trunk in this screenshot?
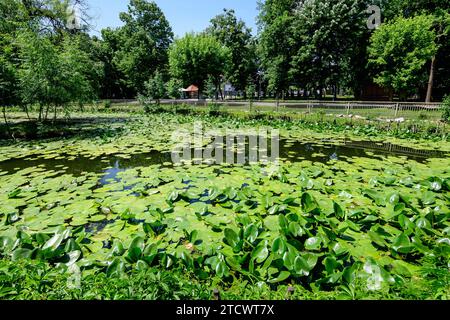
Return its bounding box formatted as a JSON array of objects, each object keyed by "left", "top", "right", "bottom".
[
  {"left": 3, "top": 105, "right": 11, "bottom": 137},
  {"left": 38, "top": 104, "right": 43, "bottom": 122},
  {"left": 53, "top": 104, "right": 57, "bottom": 123},
  {"left": 25, "top": 104, "right": 31, "bottom": 120},
  {"left": 44, "top": 105, "right": 50, "bottom": 121},
  {"left": 316, "top": 88, "right": 323, "bottom": 100},
  {"left": 276, "top": 92, "right": 280, "bottom": 112},
  {"left": 425, "top": 56, "right": 436, "bottom": 103}
]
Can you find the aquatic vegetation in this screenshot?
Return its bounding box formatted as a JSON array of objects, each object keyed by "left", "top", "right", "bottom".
[{"left": 0, "top": 113, "right": 449, "bottom": 300}]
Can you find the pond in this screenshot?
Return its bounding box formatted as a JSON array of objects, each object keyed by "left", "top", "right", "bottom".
[{"left": 0, "top": 133, "right": 449, "bottom": 292}]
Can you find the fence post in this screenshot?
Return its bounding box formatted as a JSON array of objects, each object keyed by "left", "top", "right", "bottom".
[
  {"left": 394, "top": 103, "right": 399, "bottom": 118},
  {"left": 346, "top": 102, "right": 350, "bottom": 116}
]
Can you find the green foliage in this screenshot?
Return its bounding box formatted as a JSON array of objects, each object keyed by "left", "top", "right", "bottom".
[
  {"left": 0, "top": 1, "right": 19, "bottom": 106},
  {"left": 168, "top": 33, "right": 231, "bottom": 94},
  {"left": 418, "top": 112, "right": 428, "bottom": 120},
  {"left": 0, "top": 107, "right": 449, "bottom": 298},
  {"left": 246, "top": 81, "right": 256, "bottom": 101},
  {"left": 103, "top": 100, "right": 112, "bottom": 109},
  {"left": 207, "top": 103, "right": 221, "bottom": 116},
  {"left": 204, "top": 77, "right": 217, "bottom": 100},
  {"left": 17, "top": 30, "right": 97, "bottom": 120},
  {"left": 0, "top": 161, "right": 449, "bottom": 299},
  {"left": 441, "top": 95, "right": 450, "bottom": 123},
  {"left": 368, "top": 15, "right": 438, "bottom": 97},
  {"left": 258, "top": 11, "right": 292, "bottom": 96},
  {"left": 246, "top": 80, "right": 256, "bottom": 110},
  {"left": 380, "top": 0, "right": 450, "bottom": 21},
  {"left": 0, "top": 259, "right": 210, "bottom": 300},
  {"left": 112, "top": 0, "right": 173, "bottom": 94},
  {"left": 142, "top": 71, "right": 166, "bottom": 105},
  {"left": 139, "top": 71, "right": 166, "bottom": 113},
  {"left": 258, "top": 0, "right": 368, "bottom": 99},
  {"left": 206, "top": 9, "right": 257, "bottom": 92},
  {"left": 2, "top": 257, "right": 446, "bottom": 300},
  {"left": 290, "top": 0, "right": 367, "bottom": 98},
  {"left": 166, "top": 78, "right": 183, "bottom": 99}
]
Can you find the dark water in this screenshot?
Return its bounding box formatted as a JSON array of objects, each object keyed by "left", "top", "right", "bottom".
[
  {"left": 279, "top": 139, "right": 447, "bottom": 163},
  {"left": 0, "top": 150, "right": 171, "bottom": 177},
  {"left": 0, "top": 139, "right": 447, "bottom": 181}
]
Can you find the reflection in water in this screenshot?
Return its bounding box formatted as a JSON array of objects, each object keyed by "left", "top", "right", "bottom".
[
  {"left": 0, "top": 150, "right": 172, "bottom": 177},
  {"left": 0, "top": 139, "right": 447, "bottom": 182}
]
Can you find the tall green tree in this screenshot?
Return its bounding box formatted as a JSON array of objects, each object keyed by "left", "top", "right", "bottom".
[
  {"left": 378, "top": 0, "right": 450, "bottom": 101},
  {"left": 0, "top": 0, "right": 93, "bottom": 106},
  {"left": 17, "top": 30, "right": 96, "bottom": 121},
  {"left": 168, "top": 33, "right": 231, "bottom": 96},
  {"left": 290, "top": 0, "right": 367, "bottom": 100},
  {"left": 1, "top": 0, "right": 25, "bottom": 106},
  {"left": 96, "top": 28, "right": 132, "bottom": 99},
  {"left": 206, "top": 9, "right": 256, "bottom": 96},
  {"left": 368, "top": 15, "right": 438, "bottom": 100},
  {"left": 257, "top": 0, "right": 296, "bottom": 99},
  {"left": 113, "top": 0, "right": 173, "bottom": 95}
]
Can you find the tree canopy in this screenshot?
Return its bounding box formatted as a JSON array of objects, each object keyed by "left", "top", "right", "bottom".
[
  {"left": 111, "top": 0, "right": 173, "bottom": 94},
  {"left": 168, "top": 33, "right": 231, "bottom": 94},
  {"left": 17, "top": 29, "right": 98, "bottom": 120},
  {"left": 206, "top": 9, "right": 257, "bottom": 94},
  {"left": 368, "top": 15, "right": 438, "bottom": 98}
]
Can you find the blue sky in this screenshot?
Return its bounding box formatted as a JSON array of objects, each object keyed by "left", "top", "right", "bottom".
[{"left": 88, "top": 0, "right": 259, "bottom": 37}]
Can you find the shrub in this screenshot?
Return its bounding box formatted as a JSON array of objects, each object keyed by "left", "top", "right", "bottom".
[
  {"left": 441, "top": 95, "right": 450, "bottom": 123},
  {"left": 143, "top": 71, "right": 166, "bottom": 106},
  {"left": 173, "top": 104, "right": 191, "bottom": 115},
  {"left": 138, "top": 94, "right": 163, "bottom": 114},
  {"left": 208, "top": 103, "right": 221, "bottom": 116},
  {"left": 103, "top": 100, "right": 112, "bottom": 109},
  {"left": 418, "top": 112, "right": 428, "bottom": 120}
]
